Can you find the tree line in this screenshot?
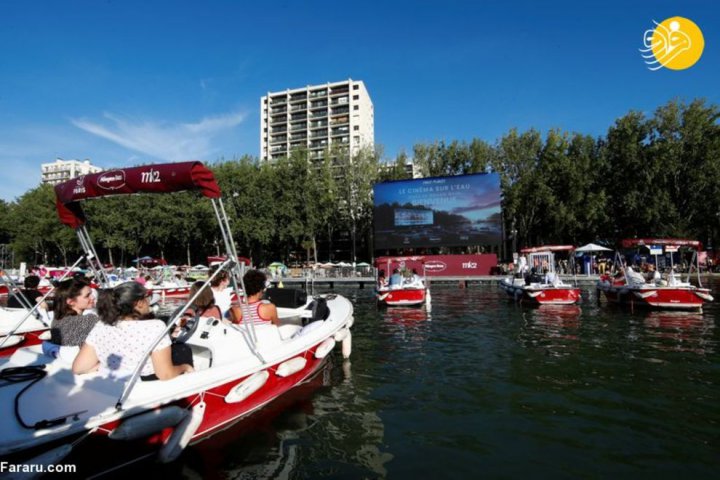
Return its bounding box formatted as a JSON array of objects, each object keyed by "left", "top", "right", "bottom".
[{"left": 0, "top": 98, "right": 718, "bottom": 267}]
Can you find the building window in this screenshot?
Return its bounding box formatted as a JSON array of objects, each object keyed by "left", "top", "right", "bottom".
[
  {"left": 353, "top": 105, "right": 359, "bottom": 110},
  {"left": 353, "top": 85, "right": 359, "bottom": 90},
  {"left": 353, "top": 95, "right": 359, "bottom": 100},
  {"left": 353, "top": 136, "right": 360, "bottom": 143},
  {"left": 353, "top": 125, "right": 359, "bottom": 131}
]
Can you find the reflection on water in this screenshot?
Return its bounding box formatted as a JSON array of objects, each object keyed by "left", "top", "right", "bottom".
[
  {"left": 641, "top": 310, "right": 715, "bottom": 355},
  {"left": 519, "top": 305, "right": 582, "bottom": 357}
]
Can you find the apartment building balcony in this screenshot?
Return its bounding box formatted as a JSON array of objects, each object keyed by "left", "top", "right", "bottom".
[
  {"left": 270, "top": 106, "right": 287, "bottom": 114},
  {"left": 290, "top": 104, "right": 307, "bottom": 112},
  {"left": 290, "top": 123, "right": 307, "bottom": 131},
  {"left": 310, "top": 131, "right": 327, "bottom": 139},
  {"left": 310, "top": 139, "right": 328, "bottom": 149},
  {"left": 270, "top": 115, "right": 287, "bottom": 124},
  {"left": 269, "top": 97, "right": 287, "bottom": 105},
  {"left": 330, "top": 96, "right": 349, "bottom": 106},
  {"left": 330, "top": 115, "right": 349, "bottom": 125},
  {"left": 290, "top": 112, "right": 306, "bottom": 121},
  {"left": 309, "top": 111, "right": 327, "bottom": 119},
  {"left": 289, "top": 93, "right": 307, "bottom": 102},
  {"left": 270, "top": 144, "right": 287, "bottom": 153},
  {"left": 330, "top": 86, "right": 349, "bottom": 96},
  {"left": 310, "top": 100, "right": 328, "bottom": 108},
  {"left": 290, "top": 132, "right": 307, "bottom": 141},
  {"left": 309, "top": 89, "right": 327, "bottom": 98},
  {"left": 310, "top": 120, "right": 328, "bottom": 128},
  {"left": 330, "top": 106, "right": 349, "bottom": 116},
  {"left": 331, "top": 126, "right": 350, "bottom": 136},
  {"left": 270, "top": 135, "right": 287, "bottom": 144},
  {"left": 271, "top": 126, "right": 287, "bottom": 134}
]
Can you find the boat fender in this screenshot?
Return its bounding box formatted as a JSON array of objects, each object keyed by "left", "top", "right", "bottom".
[
  {"left": 634, "top": 290, "right": 657, "bottom": 299},
  {"left": 347, "top": 316, "right": 355, "bottom": 328},
  {"left": 314, "top": 338, "right": 336, "bottom": 359},
  {"left": 225, "top": 370, "right": 269, "bottom": 403},
  {"left": 8, "top": 444, "right": 73, "bottom": 480},
  {"left": 342, "top": 331, "right": 352, "bottom": 359},
  {"left": 157, "top": 401, "right": 205, "bottom": 464},
  {"left": 276, "top": 357, "right": 307, "bottom": 377},
  {"left": 426, "top": 290, "right": 432, "bottom": 308},
  {"left": 109, "top": 406, "right": 188, "bottom": 441},
  {"left": 333, "top": 328, "right": 349, "bottom": 342},
  {"left": 695, "top": 291, "right": 714, "bottom": 302}
]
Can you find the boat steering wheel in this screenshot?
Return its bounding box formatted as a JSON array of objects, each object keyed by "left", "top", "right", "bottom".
[{"left": 174, "top": 310, "right": 201, "bottom": 344}]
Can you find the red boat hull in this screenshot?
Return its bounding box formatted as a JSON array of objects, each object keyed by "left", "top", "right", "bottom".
[
  {"left": 377, "top": 288, "right": 426, "bottom": 307},
  {"left": 501, "top": 281, "right": 580, "bottom": 305},
  {"left": 599, "top": 283, "right": 710, "bottom": 310}
]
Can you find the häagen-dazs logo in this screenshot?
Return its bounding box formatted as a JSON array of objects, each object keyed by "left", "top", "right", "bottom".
[
  {"left": 425, "top": 260, "right": 447, "bottom": 272},
  {"left": 640, "top": 17, "right": 704, "bottom": 71},
  {"left": 97, "top": 170, "right": 126, "bottom": 190}
]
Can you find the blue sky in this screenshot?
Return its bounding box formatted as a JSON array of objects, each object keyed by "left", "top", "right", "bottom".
[{"left": 1, "top": 0, "right": 718, "bottom": 201}]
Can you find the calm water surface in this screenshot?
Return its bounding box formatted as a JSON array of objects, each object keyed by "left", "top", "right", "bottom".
[{"left": 132, "top": 280, "right": 719, "bottom": 479}]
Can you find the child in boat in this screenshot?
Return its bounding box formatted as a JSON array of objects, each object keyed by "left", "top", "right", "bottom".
[
  {"left": 233, "top": 269, "right": 280, "bottom": 325},
  {"left": 73, "top": 282, "right": 194, "bottom": 380},
  {"left": 171, "top": 281, "right": 223, "bottom": 338}
]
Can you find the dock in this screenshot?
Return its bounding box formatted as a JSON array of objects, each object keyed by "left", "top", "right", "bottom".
[{"left": 269, "top": 274, "right": 603, "bottom": 289}]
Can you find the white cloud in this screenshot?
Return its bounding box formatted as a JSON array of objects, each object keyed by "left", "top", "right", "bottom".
[{"left": 71, "top": 111, "right": 246, "bottom": 162}]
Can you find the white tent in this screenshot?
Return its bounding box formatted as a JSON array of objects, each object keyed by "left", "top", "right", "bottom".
[
  {"left": 576, "top": 243, "right": 612, "bottom": 252},
  {"left": 576, "top": 243, "right": 612, "bottom": 275}
]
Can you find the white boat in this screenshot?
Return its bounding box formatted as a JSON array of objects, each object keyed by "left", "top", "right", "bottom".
[{"left": 0, "top": 161, "right": 355, "bottom": 473}]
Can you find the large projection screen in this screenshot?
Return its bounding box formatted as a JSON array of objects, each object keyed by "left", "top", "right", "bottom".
[{"left": 373, "top": 173, "right": 502, "bottom": 250}]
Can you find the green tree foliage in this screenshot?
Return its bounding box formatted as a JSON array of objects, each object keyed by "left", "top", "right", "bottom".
[{"left": 3, "top": 98, "right": 718, "bottom": 265}]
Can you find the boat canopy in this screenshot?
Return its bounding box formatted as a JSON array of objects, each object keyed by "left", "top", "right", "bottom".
[
  {"left": 375, "top": 256, "right": 425, "bottom": 267},
  {"left": 620, "top": 238, "right": 702, "bottom": 249},
  {"left": 55, "top": 161, "right": 221, "bottom": 228},
  {"left": 520, "top": 245, "right": 575, "bottom": 254}
]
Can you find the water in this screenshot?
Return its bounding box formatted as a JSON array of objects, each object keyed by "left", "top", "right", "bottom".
[{"left": 99, "top": 281, "right": 720, "bottom": 478}]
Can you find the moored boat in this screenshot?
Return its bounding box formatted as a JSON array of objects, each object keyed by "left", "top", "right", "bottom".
[
  {"left": 499, "top": 245, "right": 581, "bottom": 305},
  {"left": 375, "top": 256, "right": 430, "bottom": 308},
  {"left": 597, "top": 239, "right": 713, "bottom": 310}
]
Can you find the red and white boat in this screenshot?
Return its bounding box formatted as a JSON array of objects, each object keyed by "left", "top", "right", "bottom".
[
  {"left": 375, "top": 256, "right": 430, "bottom": 308},
  {"left": 597, "top": 239, "right": 713, "bottom": 310},
  {"left": 0, "top": 162, "right": 354, "bottom": 473},
  {"left": 499, "top": 245, "right": 581, "bottom": 305}
]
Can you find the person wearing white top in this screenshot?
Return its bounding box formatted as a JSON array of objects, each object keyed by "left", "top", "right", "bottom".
[
  {"left": 73, "top": 282, "right": 193, "bottom": 380},
  {"left": 210, "top": 267, "right": 233, "bottom": 318}
]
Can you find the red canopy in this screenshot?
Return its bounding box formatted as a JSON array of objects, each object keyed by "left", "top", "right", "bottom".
[
  {"left": 55, "top": 161, "right": 221, "bottom": 228},
  {"left": 375, "top": 256, "right": 425, "bottom": 267},
  {"left": 620, "top": 238, "right": 702, "bottom": 249},
  {"left": 520, "top": 245, "right": 575, "bottom": 254}
]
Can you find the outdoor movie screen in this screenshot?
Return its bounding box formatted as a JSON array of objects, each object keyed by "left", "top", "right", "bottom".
[{"left": 373, "top": 172, "right": 502, "bottom": 250}]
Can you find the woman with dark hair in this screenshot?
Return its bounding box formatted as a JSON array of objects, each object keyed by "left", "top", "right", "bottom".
[
  {"left": 49, "top": 278, "right": 99, "bottom": 346},
  {"left": 72, "top": 282, "right": 193, "bottom": 380},
  {"left": 233, "top": 269, "right": 279, "bottom": 325}
]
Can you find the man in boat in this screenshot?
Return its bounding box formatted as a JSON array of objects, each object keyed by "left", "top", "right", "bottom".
[{"left": 7, "top": 274, "right": 43, "bottom": 309}]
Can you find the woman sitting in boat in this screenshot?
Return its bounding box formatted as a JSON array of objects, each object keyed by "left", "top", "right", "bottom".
[
  {"left": 233, "top": 269, "right": 280, "bottom": 326},
  {"left": 209, "top": 266, "right": 232, "bottom": 319},
  {"left": 171, "top": 281, "right": 222, "bottom": 338},
  {"left": 42, "top": 278, "right": 99, "bottom": 359},
  {"left": 72, "top": 282, "right": 194, "bottom": 381}
]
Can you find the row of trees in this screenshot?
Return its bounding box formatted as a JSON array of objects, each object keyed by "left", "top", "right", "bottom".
[{"left": 0, "top": 98, "right": 718, "bottom": 267}]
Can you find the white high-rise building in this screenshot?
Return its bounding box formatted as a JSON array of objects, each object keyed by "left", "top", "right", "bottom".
[
  {"left": 41, "top": 158, "right": 103, "bottom": 185},
  {"left": 260, "top": 79, "right": 374, "bottom": 162}
]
